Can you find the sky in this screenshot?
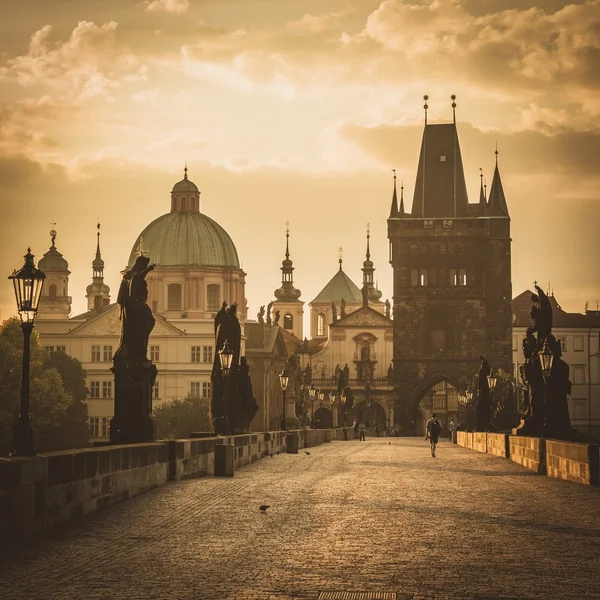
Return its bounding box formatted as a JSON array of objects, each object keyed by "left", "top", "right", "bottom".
[{"left": 1, "top": 0, "right": 599, "bottom": 326}]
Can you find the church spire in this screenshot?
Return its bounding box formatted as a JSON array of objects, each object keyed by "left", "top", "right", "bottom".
[
  {"left": 399, "top": 182, "right": 406, "bottom": 215},
  {"left": 274, "top": 221, "right": 301, "bottom": 302},
  {"left": 362, "top": 223, "right": 382, "bottom": 307},
  {"left": 389, "top": 169, "right": 399, "bottom": 218},
  {"left": 487, "top": 147, "right": 510, "bottom": 218},
  {"left": 86, "top": 223, "right": 111, "bottom": 312}
]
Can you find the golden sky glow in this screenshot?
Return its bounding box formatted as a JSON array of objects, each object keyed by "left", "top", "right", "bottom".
[{"left": 1, "top": 0, "right": 599, "bottom": 322}]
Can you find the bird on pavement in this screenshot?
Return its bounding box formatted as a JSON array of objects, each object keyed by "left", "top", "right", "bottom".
[
  {"left": 304, "top": 451, "right": 311, "bottom": 455},
  {"left": 259, "top": 505, "right": 270, "bottom": 512}
]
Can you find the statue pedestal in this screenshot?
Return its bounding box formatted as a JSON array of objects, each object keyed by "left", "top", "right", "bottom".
[
  {"left": 512, "top": 417, "right": 543, "bottom": 437},
  {"left": 285, "top": 393, "right": 300, "bottom": 429},
  {"left": 110, "top": 358, "right": 157, "bottom": 444}
]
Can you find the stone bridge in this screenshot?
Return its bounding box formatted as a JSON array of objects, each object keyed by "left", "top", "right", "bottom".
[{"left": 1, "top": 435, "right": 599, "bottom": 600}]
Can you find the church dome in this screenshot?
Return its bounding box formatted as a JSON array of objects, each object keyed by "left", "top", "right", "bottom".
[
  {"left": 172, "top": 176, "right": 199, "bottom": 194},
  {"left": 127, "top": 211, "right": 240, "bottom": 269},
  {"left": 39, "top": 232, "right": 69, "bottom": 271}
]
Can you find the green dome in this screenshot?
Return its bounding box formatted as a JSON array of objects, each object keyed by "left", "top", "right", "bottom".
[
  {"left": 172, "top": 177, "right": 199, "bottom": 193},
  {"left": 39, "top": 246, "right": 69, "bottom": 271},
  {"left": 128, "top": 211, "right": 240, "bottom": 269}
]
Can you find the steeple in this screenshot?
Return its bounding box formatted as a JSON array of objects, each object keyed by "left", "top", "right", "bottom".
[
  {"left": 86, "top": 223, "right": 111, "bottom": 311},
  {"left": 274, "top": 222, "right": 301, "bottom": 302},
  {"left": 361, "top": 223, "right": 382, "bottom": 307},
  {"left": 399, "top": 181, "right": 406, "bottom": 216},
  {"left": 388, "top": 170, "right": 398, "bottom": 218},
  {"left": 487, "top": 147, "right": 510, "bottom": 218},
  {"left": 37, "top": 227, "right": 72, "bottom": 320},
  {"left": 478, "top": 168, "right": 487, "bottom": 215}
]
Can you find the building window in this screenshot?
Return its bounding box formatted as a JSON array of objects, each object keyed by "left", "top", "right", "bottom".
[
  {"left": 203, "top": 346, "right": 213, "bottom": 363},
  {"left": 572, "top": 365, "right": 586, "bottom": 384},
  {"left": 459, "top": 269, "right": 467, "bottom": 286},
  {"left": 150, "top": 345, "right": 160, "bottom": 362},
  {"left": 449, "top": 269, "right": 457, "bottom": 286},
  {"left": 57, "top": 345, "right": 66, "bottom": 353},
  {"left": 101, "top": 417, "right": 110, "bottom": 438},
  {"left": 45, "top": 346, "right": 55, "bottom": 353},
  {"left": 168, "top": 283, "right": 182, "bottom": 311},
  {"left": 202, "top": 382, "right": 212, "bottom": 399},
  {"left": 207, "top": 284, "right": 220, "bottom": 312},
  {"left": 573, "top": 399, "right": 587, "bottom": 420},
  {"left": 49, "top": 284, "right": 57, "bottom": 300},
  {"left": 411, "top": 269, "right": 419, "bottom": 286},
  {"left": 420, "top": 269, "right": 428, "bottom": 287},
  {"left": 90, "top": 381, "right": 100, "bottom": 398},
  {"left": 103, "top": 345, "right": 113, "bottom": 362},
  {"left": 559, "top": 336, "right": 567, "bottom": 352},
  {"left": 102, "top": 381, "right": 113, "bottom": 398},
  {"left": 190, "top": 382, "right": 201, "bottom": 398},
  {"left": 153, "top": 381, "right": 160, "bottom": 399},
  {"left": 191, "top": 346, "right": 201, "bottom": 363},
  {"left": 284, "top": 314, "right": 293, "bottom": 329},
  {"left": 573, "top": 336, "right": 584, "bottom": 352},
  {"left": 317, "top": 313, "right": 325, "bottom": 337},
  {"left": 91, "top": 345, "right": 101, "bottom": 362},
  {"left": 89, "top": 417, "right": 100, "bottom": 437}
]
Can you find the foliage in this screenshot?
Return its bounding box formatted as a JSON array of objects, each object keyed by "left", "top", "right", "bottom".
[
  {"left": 153, "top": 395, "right": 211, "bottom": 439},
  {"left": 0, "top": 318, "right": 90, "bottom": 455},
  {"left": 490, "top": 368, "right": 514, "bottom": 428}
]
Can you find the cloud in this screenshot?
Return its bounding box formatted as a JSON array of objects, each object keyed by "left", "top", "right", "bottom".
[{"left": 144, "top": 0, "right": 189, "bottom": 14}]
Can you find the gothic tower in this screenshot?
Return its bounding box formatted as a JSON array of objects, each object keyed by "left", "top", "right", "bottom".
[
  {"left": 85, "top": 223, "right": 111, "bottom": 312},
  {"left": 37, "top": 228, "right": 72, "bottom": 320},
  {"left": 273, "top": 224, "right": 304, "bottom": 338},
  {"left": 387, "top": 96, "right": 512, "bottom": 424}
]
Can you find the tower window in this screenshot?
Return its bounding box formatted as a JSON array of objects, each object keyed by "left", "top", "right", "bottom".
[
  {"left": 459, "top": 269, "right": 467, "bottom": 286},
  {"left": 49, "top": 284, "right": 57, "bottom": 300},
  {"left": 168, "top": 283, "right": 182, "bottom": 311},
  {"left": 207, "top": 284, "right": 220, "bottom": 312},
  {"left": 317, "top": 313, "right": 325, "bottom": 337},
  {"left": 420, "top": 270, "right": 428, "bottom": 287},
  {"left": 450, "top": 269, "right": 457, "bottom": 286},
  {"left": 284, "top": 314, "right": 293, "bottom": 329}
]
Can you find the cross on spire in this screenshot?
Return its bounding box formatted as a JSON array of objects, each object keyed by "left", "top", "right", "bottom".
[
  {"left": 338, "top": 246, "right": 343, "bottom": 270},
  {"left": 285, "top": 220, "right": 290, "bottom": 260}
]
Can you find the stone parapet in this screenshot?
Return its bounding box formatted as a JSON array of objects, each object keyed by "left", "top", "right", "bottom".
[
  {"left": 472, "top": 432, "right": 488, "bottom": 454},
  {"left": 487, "top": 433, "right": 510, "bottom": 458},
  {"left": 509, "top": 436, "right": 546, "bottom": 475},
  {"left": 545, "top": 440, "right": 600, "bottom": 486},
  {"left": 456, "top": 431, "right": 473, "bottom": 449}
]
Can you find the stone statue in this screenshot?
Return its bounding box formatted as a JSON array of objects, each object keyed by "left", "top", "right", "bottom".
[
  {"left": 211, "top": 302, "right": 256, "bottom": 435},
  {"left": 114, "top": 255, "right": 156, "bottom": 361},
  {"left": 340, "top": 298, "right": 347, "bottom": 318},
  {"left": 266, "top": 302, "right": 273, "bottom": 325},
  {"left": 334, "top": 364, "right": 342, "bottom": 391},
  {"left": 385, "top": 299, "right": 391, "bottom": 319},
  {"left": 274, "top": 310, "right": 280, "bottom": 326},
  {"left": 341, "top": 363, "right": 350, "bottom": 389},
  {"left": 257, "top": 305, "right": 265, "bottom": 324},
  {"left": 303, "top": 363, "right": 313, "bottom": 386},
  {"left": 111, "top": 254, "right": 157, "bottom": 444},
  {"left": 331, "top": 302, "right": 338, "bottom": 323},
  {"left": 387, "top": 363, "right": 394, "bottom": 384}
]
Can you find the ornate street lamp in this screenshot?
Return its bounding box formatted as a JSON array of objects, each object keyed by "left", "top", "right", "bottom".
[
  {"left": 218, "top": 339, "right": 234, "bottom": 434},
  {"left": 9, "top": 248, "right": 45, "bottom": 456},
  {"left": 539, "top": 339, "right": 554, "bottom": 380},
  {"left": 487, "top": 370, "right": 498, "bottom": 392},
  {"left": 309, "top": 385, "right": 316, "bottom": 426},
  {"left": 279, "top": 369, "right": 289, "bottom": 431},
  {"left": 329, "top": 391, "right": 336, "bottom": 427}
]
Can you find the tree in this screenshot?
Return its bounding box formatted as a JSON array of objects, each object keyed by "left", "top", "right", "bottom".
[
  {"left": 0, "top": 318, "right": 90, "bottom": 455},
  {"left": 153, "top": 395, "right": 211, "bottom": 439}
]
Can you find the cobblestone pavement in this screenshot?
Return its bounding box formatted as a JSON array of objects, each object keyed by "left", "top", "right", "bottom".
[{"left": 1, "top": 438, "right": 600, "bottom": 600}]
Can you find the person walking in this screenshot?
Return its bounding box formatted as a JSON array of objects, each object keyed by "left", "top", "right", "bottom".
[
  {"left": 427, "top": 413, "right": 442, "bottom": 457},
  {"left": 358, "top": 421, "right": 366, "bottom": 441},
  {"left": 449, "top": 419, "right": 455, "bottom": 441},
  {"left": 353, "top": 419, "right": 359, "bottom": 439}
]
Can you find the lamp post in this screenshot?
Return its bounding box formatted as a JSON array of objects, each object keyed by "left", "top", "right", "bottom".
[
  {"left": 279, "top": 369, "right": 289, "bottom": 430},
  {"left": 309, "top": 385, "right": 316, "bottom": 426},
  {"left": 218, "top": 339, "right": 234, "bottom": 434},
  {"left": 318, "top": 390, "right": 324, "bottom": 427},
  {"left": 329, "top": 391, "right": 336, "bottom": 427},
  {"left": 466, "top": 389, "right": 473, "bottom": 430},
  {"left": 9, "top": 248, "right": 45, "bottom": 457},
  {"left": 340, "top": 389, "right": 346, "bottom": 426}
]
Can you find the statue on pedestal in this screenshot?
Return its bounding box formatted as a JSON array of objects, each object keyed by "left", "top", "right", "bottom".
[
  {"left": 266, "top": 301, "right": 273, "bottom": 325},
  {"left": 111, "top": 255, "right": 157, "bottom": 444},
  {"left": 331, "top": 302, "right": 338, "bottom": 323},
  {"left": 211, "top": 302, "right": 258, "bottom": 435},
  {"left": 257, "top": 305, "right": 265, "bottom": 324},
  {"left": 476, "top": 355, "right": 492, "bottom": 431}
]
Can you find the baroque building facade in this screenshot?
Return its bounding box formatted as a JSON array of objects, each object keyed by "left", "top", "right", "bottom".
[{"left": 36, "top": 169, "right": 247, "bottom": 441}]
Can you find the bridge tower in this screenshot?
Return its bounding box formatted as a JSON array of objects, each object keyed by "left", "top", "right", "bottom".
[{"left": 387, "top": 96, "right": 512, "bottom": 427}]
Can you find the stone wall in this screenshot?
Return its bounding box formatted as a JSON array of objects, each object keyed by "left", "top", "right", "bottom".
[
  {"left": 456, "top": 432, "right": 599, "bottom": 485},
  {"left": 472, "top": 432, "right": 487, "bottom": 454},
  {"left": 0, "top": 428, "right": 353, "bottom": 538}
]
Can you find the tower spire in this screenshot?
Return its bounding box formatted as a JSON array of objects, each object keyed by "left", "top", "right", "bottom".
[
  {"left": 451, "top": 94, "right": 456, "bottom": 123},
  {"left": 399, "top": 181, "right": 405, "bottom": 214},
  {"left": 479, "top": 168, "right": 487, "bottom": 214},
  {"left": 274, "top": 221, "right": 301, "bottom": 303},
  {"left": 87, "top": 222, "right": 111, "bottom": 311},
  {"left": 285, "top": 220, "right": 290, "bottom": 260},
  {"left": 389, "top": 169, "right": 399, "bottom": 218},
  {"left": 423, "top": 94, "right": 429, "bottom": 125},
  {"left": 362, "top": 222, "right": 382, "bottom": 307},
  {"left": 338, "top": 246, "right": 343, "bottom": 271},
  {"left": 184, "top": 162, "right": 188, "bottom": 179},
  {"left": 487, "top": 148, "right": 510, "bottom": 217},
  {"left": 366, "top": 222, "right": 371, "bottom": 261}
]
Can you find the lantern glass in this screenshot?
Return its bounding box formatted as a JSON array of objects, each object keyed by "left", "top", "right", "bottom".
[
  {"left": 466, "top": 391, "right": 473, "bottom": 401},
  {"left": 279, "top": 370, "right": 289, "bottom": 391},
  {"left": 9, "top": 248, "right": 45, "bottom": 324},
  {"left": 309, "top": 386, "right": 316, "bottom": 399},
  {"left": 539, "top": 341, "right": 554, "bottom": 378},
  {"left": 329, "top": 391, "right": 336, "bottom": 404},
  {"left": 318, "top": 391, "right": 324, "bottom": 402},
  {"left": 218, "top": 339, "right": 234, "bottom": 376},
  {"left": 487, "top": 373, "right": 497, "bottom": 391}
]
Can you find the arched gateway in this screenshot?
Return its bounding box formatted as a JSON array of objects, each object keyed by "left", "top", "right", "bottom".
[{"left": 387, "top": 103, "right": 513, "bottom": 431}]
